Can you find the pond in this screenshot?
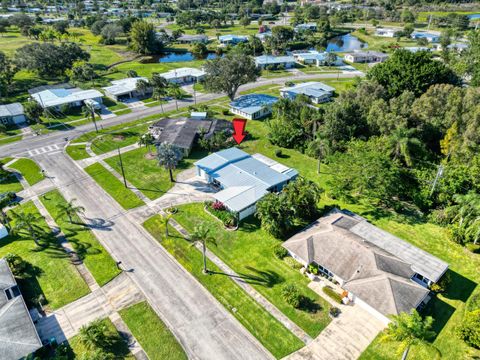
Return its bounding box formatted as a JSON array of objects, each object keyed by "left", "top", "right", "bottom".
[
  {"left": 326, "top": 34, "right": 368, "bottom": 52},
  {"left": 468, "top": 14, "right": 480, "bottom": 20},
  {"left": 142, "top": 51, "right": 219, "bottom": 63}
]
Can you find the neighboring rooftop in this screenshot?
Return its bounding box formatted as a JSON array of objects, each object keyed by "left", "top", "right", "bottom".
[
  {"left": 102, "top": 77, "right": 148, "bottom": 96},
  {"left": 177, "top": 34, "right": 208, "bottom": 42},
  {"left": 159, "top": 67, "right": 206, "bottom": 80},
  {"left": 230, "top": 94, "right": 279, "bottom": 115},
  {"left": 31, "top": 88, "right": 103, "bottom": 108},
  {"left": 0, "top": 103, "right": 24, "bottom": 117},
  {"left": 255, "top": 55, "right": 296, "bottom": 65},
  {"left": 219, "top": 34, "right": 249, "bottom": 42},
  {"left": 280, "top": 81, "right": 335, "bottom": 98},
  {"left": 0, "top": 259, "right": 42, "bottom": 360}
]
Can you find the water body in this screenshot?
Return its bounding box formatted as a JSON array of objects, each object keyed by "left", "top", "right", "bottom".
[
  {"left": 153, "top": 51, "right": 219, "bottom": 63},
  {"left": 468, "top": 14, "right": 480, "bottom": 20},
  {"left": 326, "top": 34, "right": 368, "bottom": 52}
]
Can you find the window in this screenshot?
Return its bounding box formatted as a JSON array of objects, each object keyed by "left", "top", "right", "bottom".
[{"left": 4, "top": 285, "right": 20, "bottom": 300}]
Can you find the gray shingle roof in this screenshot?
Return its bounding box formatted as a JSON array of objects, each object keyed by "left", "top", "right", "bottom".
[
  {"left": 0, "top": 103, "right": 24, "bottom": 118},
  {"left": 0, "top": 259, "right": 42, "bottom": 360}
]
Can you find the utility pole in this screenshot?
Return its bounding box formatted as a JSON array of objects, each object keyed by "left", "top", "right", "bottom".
[{"left": 117, "top": 147, "right": 128, "bottom": 188}]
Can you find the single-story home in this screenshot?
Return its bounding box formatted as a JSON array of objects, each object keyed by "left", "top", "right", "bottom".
[
  {"left": 0, "top": 258, "right": 43, "bottom": 359},
  {"left": 294, "top": 23, "right": 317, "bottom": 32},
  {"left": 256, "top": 31, "right": 272, "bottom": 42},
  {"left": 294, "top": 51, "right": 343, "bottom": 66},
  {"left": 177, "top": 34, "right": 209, "bottom": 44},
  {"left": 0, "top": 103, "right": 26, "bottom": 126},
  {"left": 195, "top": 147, "right": 298, "bottom": 220},
  {"left": 230, "top": 94, "right": 278, "bottom": 120},
  {"left": 280, "top": 82, "right": 335, "bottom": 104},
  {"left": 255, "top": 55, "right": 296, "bottom": 70},
  {"left": 403, "top": 46, "right": 431, "bottom": 53},
  {"left": 102, "top": 77, "right": 151, "bottom": 101},
  {"left": 149, "top": 117, "right": 232, "bottom": 156},
  {"left": 283, "top": 209, "right": 449, "bottom": 325},
  {"left": 219, "top": 34, "right": 249, "bottom": 45},
  {"left": 411, "top": 31, "right": 440, "bottom": 43},
  {"left": 159, "top": 67, "right": 206, "bottom": 84},
  {"left": 31, "top": 88, "right": 103, "bottom": 110},
  {"left": 375, "top": 28, "right": 401, "bottom": 37},
  {"left": 344, "top": 50, "right": 389, "bottom": 63}
]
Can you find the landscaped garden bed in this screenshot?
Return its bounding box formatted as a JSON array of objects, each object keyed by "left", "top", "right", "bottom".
[{"left": 204, "top": 201, "right": 237, "bottom": 229}]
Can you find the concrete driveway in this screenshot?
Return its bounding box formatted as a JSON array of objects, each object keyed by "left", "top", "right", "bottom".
[{"left": 286, "top": 304, "right": 385, "bottom": 360}]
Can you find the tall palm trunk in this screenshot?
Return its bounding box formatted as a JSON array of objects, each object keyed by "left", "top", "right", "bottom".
[
  {"left": 169, "top": 168, "right": 174, "bottom": 182},
  {"left": 28, "top": 225, "right": 40, "bottom": 246},
  {"left": 201, "top": 240, "right": 208, "bottom": 274}
]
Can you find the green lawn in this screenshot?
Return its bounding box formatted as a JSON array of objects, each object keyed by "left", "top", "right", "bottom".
[
  {"left": 90, "top": 125, "right": 150, "bottom": 155},
  {"left": 8, "top": 158, "right": 45, "bottom": 186},
  {"left": 1, "top": 201, "right": 90, "bottom": 309},
  {"left": 104, "top": 147, "right": 207, "bottom": 200},
  {"left": 65, "top": 144, "right": 91, "bottom": 160},
  {"left": 164, "top": 22, "right": 262, "bottom": 37},
  {"left": 172, "top": 203, "right": 331, "bottom": 338},
  {"left": 68, "top": 318, "right": 134, "bottom": 359},
  {"left": 84, "top": 163, "right": 145, "bottom": 210},
  {"left": 0, "top": 160, "right": 23, "bottom": 193},
  {"left": 143, "top": 216, "right": 305, "bottom": 358},
  {"left": 39, "top": 190, "right": 120, "bottom": 286},
  {"left": 119, "top": 301, "right": 187, "bottom": 360},
  {"left": 240, "top": 84, "right": 282, "bottom": 97},
  {"left": 351, "top": 29, "right": 420, "bottom": 52}
]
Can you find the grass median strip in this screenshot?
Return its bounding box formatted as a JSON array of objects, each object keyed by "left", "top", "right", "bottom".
[
  {"left": 8, "top": 158, "right": 45, "bottom": 186},
  {"left": 40, "top": 189, "right": 120, "bottom": 286},
  {"left": 84, "top": 162, "right": 144, "bottom": 210},
  {"left": 66, "top": 144, "right": 91, "bottom": 160},
  {"left": 119, "top": 301, "right": 187, "bottom": 360},
  {"left": 1, "top": 201, "right": 90, "bottom": 309},
  {"left": 143, "top": 215, "right": 304, "bottom": 359}
]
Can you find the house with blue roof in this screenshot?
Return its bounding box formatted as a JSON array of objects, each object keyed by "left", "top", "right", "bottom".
[
  {"left": 229, "top": 94, "right": 279, "bottom": 120},
  {"left": 219, "top": 34, "right": 249, "bottom": 45},
  {"left": 195, "top": 148, "right": 298, "bottom": 220},
  {"left": 255, "top": 55, "right": 296, "bottom": 70},
  {"left": 280, "top": 82, "right": 335, "bottom": 104},
  {"left": 411, "top": 31, "right": 440, "bottom": 43},
  {"left": 294, "top": 51, "right": 343, "bottom": 66}
]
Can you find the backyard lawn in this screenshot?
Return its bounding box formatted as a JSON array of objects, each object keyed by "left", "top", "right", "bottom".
[
  {"left": 119, "top": 301, "right": 187, "bottom": 360},
  {"left": 143, "top": 215, "right": 305, "bottom": 359},
  {"left": 8, "top": 158, "right": 45, "bottom": 186},
  {"left": 1, "top": 201, "right": 89, "bottom": 309},
  {"left": 68, "top": 318, "right": 134, "bottom": 359},
  {"left": 172, "top": 203, "right": 332, "bottom": 338},
  {"left": 40, "top": 190, "right": 120, "bottom": 286},
  {"left": 104, "top": 147, "right": 207, "bottom": 200},
  {"left": 84, "top": 163, "right": 144, "bottom": 210}
]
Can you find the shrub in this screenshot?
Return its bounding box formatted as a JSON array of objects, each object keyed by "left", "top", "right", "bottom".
[
  {"left": 308, "top": 264, "right": 318, "bottom": 275},
  {"left": 429, "top": 272, "right": 450, "bottom": 293},
  {"left": 281, "top": 284, "right": 301, "bottom": 308},
  {"left": 5, "top": 253, "right": 29, "bottom": 279},
  {"left": 322, "top": 286, "right": 343, "bottom": 304},
  {"left": 284, "top": 256, "right": 303, "bottom": 270},
  {"left": 329, "top": 307, "right": 341, "bottom": 317},
  {"left": 273, "top": 244, "right": 288, "bottom": 259},
  {"left": 457, "top": 310, "right": 480, "bottom": 349},
  {"left": 222, "top": 109, "right": 230, "bottom": 115},
  {"left": 467, "top": 293, "right": 480, "bottom": 312},
  {"left": 275, "top": 149, "right": 282, "bottom": 157},
  {"left": 212, "top": 201, "right": 225, "bottom": 211}
]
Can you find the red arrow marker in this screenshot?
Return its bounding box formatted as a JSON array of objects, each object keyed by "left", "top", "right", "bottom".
[{"left": 232, "top": 118, "right": 247, "bottom": 145}]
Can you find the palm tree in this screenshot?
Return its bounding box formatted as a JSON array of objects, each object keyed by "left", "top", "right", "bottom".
[
  {"left": 78, "top": 319, "right": 111, "bottom": 351},
  {"left": 157, "top": 142, "right": 182, "bottom": 183},
  {"left": 188, "top": 223, "right": 216, "bottom": 274},
  {"left": 82, "top": 103, "right": 99, "bottom": 133},
  {"left": 135, "top": 79, "right": 150, "bottom": 98},
  {"left": 56, "top": 198, "right": 85, "bottom": 223},
  {"left": 126, "top": 70, "right": 138, "bottom": 78},
  {"left": 381, "top": 310, "right": 439, "bottom": 360},
  {"left": 450, "top": 192, "right": 480, "bottom": 244},
  {"left": 388, "top": 126, "right": 422, "bottom": 167},
  {"left": 11, "top": 211, "right": 44, "bottom": 247},
  {"left": 168, "top": 83, "right": 183, "bottom": 110},
  {"left": 161, "top": 213, "right": 172, "bottom": 237},
  {"left": 150, "top": 74, "right": 168, "bottom": 113},
  {"left": 138, "top": 132, "right": 155, "bottom": 153}
]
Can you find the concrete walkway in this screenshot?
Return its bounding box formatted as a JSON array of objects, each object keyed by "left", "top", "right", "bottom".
[{"left": 285, "top": 304, "right": 385, "bottom": 360}]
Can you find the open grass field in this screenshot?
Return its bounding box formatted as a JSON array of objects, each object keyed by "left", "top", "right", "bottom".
[
  {"left": 351, "top": 29, "right": 420, "bottom": 52},
  {"left": 143, "top": 216, "right": 305, "bottom": 358},
  {"left": 119, "top": 301, "right": 187, "bottom": 360},
  {"left": 105, "top": 147, "right": 207, "bottom": 200},
  {"left": 68, "top": 318, "right": 134, "bottom": 359},
  {"left": 39, "top": 190, "right": 120, "bottom": 286},
  {"left": 165, "top": 22, "right": 262, "bottom": 37},
  {"left": 417, "top": 11, "right": 480, "bottom": 22},
  {"left": 65, "top": 144, "right": 91, "bottom": 160},
  {"left": 8, "top": 158, "right": 45, "bottom": 186},
  {"left": 1, "top": 201, "right": 89, "bottom": 309},
  {"left": 84, "top": 162, "right": 145, "bottom": 210}
]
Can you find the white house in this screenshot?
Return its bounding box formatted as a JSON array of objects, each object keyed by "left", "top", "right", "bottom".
[
  {"left": 294, "top": 23, "right": 317, "bottom": 32},
  {"left": 31, "top": 88, "right": 103, "bottom": 110},
  {"left": 229, "top": 94, "right": 278, "bottom": 120},
  {"left": 102, "top": 77, "right": 151, "bottom": 101},
  {"left": 280, "top": 82, "right": 335, "bottom": 104},
  {"left": 294, "top": 51, "right": 343, "bottom": 66},
  {"left": 159, "top": 67, "right": 206, "bottom": 84},
  {"left": 375, "top": 28, "right": 401, "bottom": 37},
  {"left": 0, "top": 103, "right": 26, "bottom": 126},
  {"left": 411, "top": 31, "right": 440, "bottom": 43},
  {"left": 344, "top": 50, "right": 389, "bottom": 63},
  {"left": 195, "top": 148, "right": 298, "bottom": 220},
  {"left": 283, "top": 209, "right": 449, "bottom": 325},
  {"left": 177, "top": 34, "right": 209, "bottom": 44},
  {"left": 219, "top": 34, "right": 249, "bottom": 45},
  {"left": 255, "top": 55, "right": 296, "bottom": 70}
]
